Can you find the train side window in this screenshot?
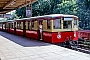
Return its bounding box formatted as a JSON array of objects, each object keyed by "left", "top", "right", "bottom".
[
  {"left": 74, "top": 19, "right": 77, "bottom": 28},
  {"left": 31, "top": 21, "right": 34, "bottom": 30},
  {"left": 47, "top": 20, "right": 50, "bottom": 29},
  {"left": 17, "top": 22, "right": 21, "bottom": 29},
  {"left": 28, "top": 21, "right": 31, "bottom": 30},
  {"left": 53, "top": 19, "right": 61, "bottom": 29},
  {"left": 20, "top": 22, "right": 21, "bottom": 29},
  {"left": 3, "top": 24, "right": 5, "bottom": 28},
  {"left": 9, "top": 23, "right": 12, "bottom": 28}
]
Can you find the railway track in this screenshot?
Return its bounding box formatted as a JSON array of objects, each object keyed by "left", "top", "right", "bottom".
[
  {"left": 76, "top": 38, "right": 90, "bottom": 54},
  {"left": 57, "top": 39, "right": 90, "bottom": 54}
]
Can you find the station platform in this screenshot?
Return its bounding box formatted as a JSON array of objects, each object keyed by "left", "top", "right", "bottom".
[{"left": 0, "top": 31, "right": 90, "bottom": 60}]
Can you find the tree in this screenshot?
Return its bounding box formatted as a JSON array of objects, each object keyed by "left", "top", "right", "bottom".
[
  {"left": 15, "top": 0, "right": 90, "bottom": 30},
  {"left": 15, "top": 7, "right": 26, "bottom": 18},
  {"left": 32, "top": 0, "right": 62, "bottom": 16},
  {"left": 15, "top": 0, "right": 77, "bottom": 17},
  {"left": 53, "top": 0, "right": 78, "bottom": 15},
  {"left": 76, "top": 0, "right": 90, "bottom": 29}
]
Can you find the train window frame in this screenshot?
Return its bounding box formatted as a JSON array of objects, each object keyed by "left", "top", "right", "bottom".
[
  {"left": 47, "top": 20, "right": 50, "bottom": 29},
  {"left": 53, "top": 18, "right": 61, "bottom": 29}
]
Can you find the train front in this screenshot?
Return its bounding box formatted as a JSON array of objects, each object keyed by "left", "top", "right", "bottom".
[{"left": 43, "top": 14, "right": 78, "bottom": 45}]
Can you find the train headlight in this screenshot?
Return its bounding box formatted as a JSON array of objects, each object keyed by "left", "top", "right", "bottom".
[{"left": 74, "top": 32, "right": 76, "bottom": 37}]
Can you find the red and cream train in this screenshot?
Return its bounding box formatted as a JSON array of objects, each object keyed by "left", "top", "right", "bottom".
[{"left": 0, "top": 14, "right": 78, "bottom": 44}]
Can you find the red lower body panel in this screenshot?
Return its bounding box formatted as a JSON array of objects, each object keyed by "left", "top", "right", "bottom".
[
  {"left": 16, "top": 29, "right": 23, "bottom": 36},
  {"left": 0, "top": 27, "right": 2, "bottom": 30},
  {"left": 43, "top": 31, "right": 78, "bottom": 44},
  {"left": 26, "top": 30, "right": 39, "bottom": 39},
  {"left": 10, "top": 28, "right": 14, "bottom": 33}
]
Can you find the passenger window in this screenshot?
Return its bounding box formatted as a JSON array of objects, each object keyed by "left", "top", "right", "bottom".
[
  {"left": 17, "top": 22, "right": 21, "bottom": 29},
  {"left": 31, "top": 21, "right": 34, "bottom": 29},
  {"left": 47, "top": 20, "right": 50, "bottom": 29},
  {"left": 10, "top": 23, "right": 11, "bottom": 28},
  {"left": 53, "top": 19, "right": 61, "bottom": 29},
  {"left": 3, "top": 24, "right": 5, "bottom": 28},
  {"left": 17, "top": 22, "right": 19, "bottom": 29}
]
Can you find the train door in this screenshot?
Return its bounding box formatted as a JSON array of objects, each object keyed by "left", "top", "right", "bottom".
[
  {"left": 14, "top": 22, "right": 16, "bottom": 34},
  {"left": 38, "top": 21, "right": 43, "bottom": 40},
  {"left": 23, "top": 21, "right": 26, "bottom": 36},
  {"left": 2, "top": 23, "right": 3, "bottom": 30}
]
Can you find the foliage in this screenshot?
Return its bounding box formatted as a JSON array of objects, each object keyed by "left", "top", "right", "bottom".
[
  {"left": 15, "top": 0, "right": 77, "bottom": 16},
  {"left": 53, "top": 0, "right": 78, "bottom": 15},
  {"left": 76, "top": 0, "right": 90, "bottom": 29},
  {"left": 32, "top": 0, "right": 62, "bottom": 16},
  {"left": 14, "top": 0, "right": 90, "bottom": 30},
  {"left": 15, "top": 7, "right": 26, "bottom": 18}
]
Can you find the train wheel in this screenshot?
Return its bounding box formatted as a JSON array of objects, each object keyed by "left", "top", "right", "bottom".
[
  {"left": 63, "top": 38, "right": 69, "bottom": 47},
  {"left": 63, "top": 41, "right": 67, "bottom": 47},
  {"left": 69, "top": 40, "right": 78, "bottom": 50}
]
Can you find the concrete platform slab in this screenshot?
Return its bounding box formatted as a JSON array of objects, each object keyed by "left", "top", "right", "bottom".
[{"left": 0, "top": 31, "right": 90, "bottom": 60}]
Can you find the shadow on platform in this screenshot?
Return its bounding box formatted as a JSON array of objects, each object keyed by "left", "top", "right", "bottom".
[{"left": 0, "top": 31, "right": 50, "bottom": 47}]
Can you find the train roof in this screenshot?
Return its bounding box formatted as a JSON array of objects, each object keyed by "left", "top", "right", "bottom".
[
  {"left": 0, "top": 14, "right": 78, "bottom": 22},
  {"left": 0, "top": 20, "right": 7, "bottom": 23},
  {"left": 38, "top": 14, "right": 78, "bottom": 18}
]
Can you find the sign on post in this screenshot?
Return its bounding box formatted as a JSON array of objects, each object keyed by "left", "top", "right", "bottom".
[{"left": 26, "top": 4, "right": 32, "bottom": 18}]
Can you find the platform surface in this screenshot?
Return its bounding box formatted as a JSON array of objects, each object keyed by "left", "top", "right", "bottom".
[{"left": 0, "top": 31, "right": 90, "bottom": 60}]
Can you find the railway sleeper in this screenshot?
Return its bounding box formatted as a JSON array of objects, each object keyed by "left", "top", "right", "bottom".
[{"left": 78, "top": 44, "right": 90, "bottom": 49}]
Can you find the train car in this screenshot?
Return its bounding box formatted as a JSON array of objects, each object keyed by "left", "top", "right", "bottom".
[
  {"left": 0, "top": 14, "right": 78, "bottom": 46},
  {"left": 79, "top": 30, "right": 90, "bottom": 40},
  {"left": 0, "top": 21, "right": 7, "bottom": 31}
]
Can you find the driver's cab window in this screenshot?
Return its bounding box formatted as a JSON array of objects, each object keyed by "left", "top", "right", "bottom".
[
  {"left": 63, "top": 17, "right": 72, "bottom": 29},
  {"left": 74, "top": 19, "right": 78, "bottom": 28}
]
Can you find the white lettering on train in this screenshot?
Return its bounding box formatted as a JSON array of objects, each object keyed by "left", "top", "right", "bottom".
[
  {"left": 43, "top": 33, "right": 52, "bottom": 37},
  {"left": 27, "top": 31, "right": 37, "bottom": 34}
]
